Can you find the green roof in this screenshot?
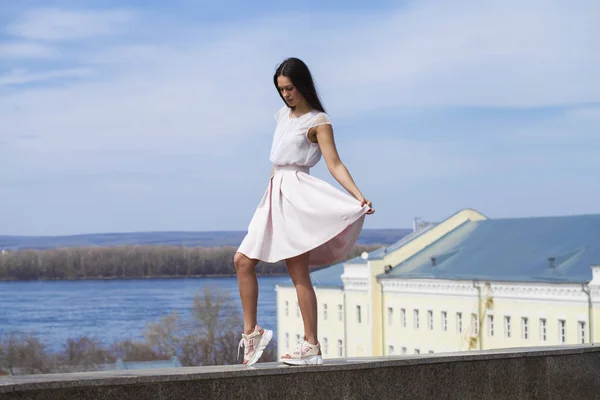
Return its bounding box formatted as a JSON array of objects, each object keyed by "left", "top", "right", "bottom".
[{"left": 379, "top": 214, "right": 600, "bottom": 283}]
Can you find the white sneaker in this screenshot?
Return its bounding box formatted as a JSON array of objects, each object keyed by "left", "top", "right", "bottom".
[
  {"left": 281, "top": 339, "right": 323, "bottom": 366},
  {"left": 238, "top": 325, "right": 273, "bottom": 366}
]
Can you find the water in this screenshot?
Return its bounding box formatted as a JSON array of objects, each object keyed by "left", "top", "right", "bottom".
[{"left": 0, "top": 276, "right": 287, "bottom": 351}]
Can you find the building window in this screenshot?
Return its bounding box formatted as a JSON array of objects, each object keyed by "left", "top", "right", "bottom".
[
  {"left": 285, "top": 301, "right": 289, "bottom": 317},
  {"left": 456, "top": 312, "right": 463, "bottom": 333},
  {"left": 387, "top": 307, "right": 393, "bottom": 327},
  {"left": 285, "top": 333, "right": 289, "bottom": 348},
  {"left": 401, "top": 308, "right": 407, "bottom": 328},
  {"left": 338, "top": 340, "right": 343, "bottom": 357},
  {"left": 522, "top": 317, "right": 529, "bottom": 340},
  {"left": 427, "top": 310, "right": 434, "bottom": 331},
  {"left": 323, "top": 338, "right": 328, "bottom": 355},
  {"left": 441, "top": 311, "right": 448, "bottom": 332},
  {"left": 357, "top": 305, "right": 362, "bottom": 324},
  {"left": 296, "top": 334, "right": 301, "bottom": 345},
  {"left": 401, "top": 347, "right": 407, "bottom": 354},
  {"left": 338, "top": 304, "right": 343, "bottom": 321},
  {"left": 504, "top": 316, "right": 511, "bottom": 338},
  {"left": 559, "top": 319, "right": 566, "bottom": 344},
  {"left": 388, "top": 345, "right": 394, "bottom": 355},
  {"left": 323, "top": 304, "right": 328, "bottom": 321},
  {"left": 487, "top": 315, "right": 494, "bottom": 337},
  {"left": 471, "top": 313, "right": 479, "bottom": 335},
  {"left": 414, "top": 348, "right": 420, "bottom": 354},
  {"left": 296, "top": 302, "right": 300, "bottom": 318},
  {"left": 414, "top": 309, "right": 420, "bottom": 329},
  {"left": 579, "top": 321, "right": 586, "bottom": 344},
  {"left": 540, "top": 318, "right": 547, "bottom": 342}
]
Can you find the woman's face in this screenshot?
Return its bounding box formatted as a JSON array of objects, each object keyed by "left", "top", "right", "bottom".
[{"left": 277, "top": 75, "right": 304, "bottom": 108}]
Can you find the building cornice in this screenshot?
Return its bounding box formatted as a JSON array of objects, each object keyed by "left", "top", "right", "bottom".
[
  {"left": 313, "top": 286, "right": 344, "bottom": 292},
  {"left": 381, "top": 279, "right": 596, "bottom": 303},
  {"left": 381, "top": 279, "right": 478, "bottom": 297},
  {"left": 342, "top": 276, "right": 368, "bottom": 292}
]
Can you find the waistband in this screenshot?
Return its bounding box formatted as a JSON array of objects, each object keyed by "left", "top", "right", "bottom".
[{"left": 273, "top": 164, "right": 310, "bottom": 174}]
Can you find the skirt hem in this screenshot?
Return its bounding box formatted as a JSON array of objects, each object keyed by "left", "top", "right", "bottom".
[{"left": 237, "top": 210, "right": 367, "bottom": 266}]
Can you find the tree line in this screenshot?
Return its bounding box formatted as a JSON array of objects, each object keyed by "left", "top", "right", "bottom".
[
  {"left": 0, "top": 244, "right": 381, "bottom": 281},
  {"left": 0, "top": 287, "right": 276, "bottom": 376}
]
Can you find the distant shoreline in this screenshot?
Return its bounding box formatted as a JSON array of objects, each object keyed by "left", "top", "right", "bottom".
[
  {"left": 0, "top": 237, "right": 396, "bottom": 282},
  {"left": 0, "top": 228, "right": 409, "bottom": 251}
]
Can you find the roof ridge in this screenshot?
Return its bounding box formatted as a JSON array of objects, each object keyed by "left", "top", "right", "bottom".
[
  {"left": 488, "top": 213, "right": 600, "bottom": 222},
  {"left": 383, "top": 219, "right": 473, "bottom": 274}
]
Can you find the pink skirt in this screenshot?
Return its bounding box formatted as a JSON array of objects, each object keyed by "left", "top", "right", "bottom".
[{"left": 237, "top": 164, "right": 369, "bottom": 266}]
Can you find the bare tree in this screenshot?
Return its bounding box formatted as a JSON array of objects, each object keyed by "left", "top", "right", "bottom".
[
  {"left": 56, "top": 336, "right": 115, "bottom": 372},
  {"left": 109, "top": 339, "right": 164, "bottom": 362},
  {"left": 0, "top": 331, "right": 53, "bottom": 375},
  {"left": 144, "top": 312, "right": 185, "bottom": 358},
  {"left": 190, "top": 287, "right": 242, "bottom": 365}
]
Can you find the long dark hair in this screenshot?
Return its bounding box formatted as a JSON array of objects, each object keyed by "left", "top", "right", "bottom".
[{"left": 274, "top": 57, "right": 326, "bottom": 113}]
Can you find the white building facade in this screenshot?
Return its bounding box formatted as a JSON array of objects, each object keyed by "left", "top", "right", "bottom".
[{"left": 276, "top": 209, "right": 600, "bottom": 358}]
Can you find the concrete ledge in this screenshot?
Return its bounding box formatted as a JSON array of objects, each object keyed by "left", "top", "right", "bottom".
[{"left": 1, "top": 345, "right": 599, "bottom": 399}]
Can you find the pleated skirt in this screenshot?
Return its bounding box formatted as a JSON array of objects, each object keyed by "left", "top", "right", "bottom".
[{"left": 237, "top": 164, "right": 369, "bottom": 266}]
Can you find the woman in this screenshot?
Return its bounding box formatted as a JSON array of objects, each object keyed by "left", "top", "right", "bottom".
[{"left": 234, "top": 57, "right": 374, "bottom": 366}]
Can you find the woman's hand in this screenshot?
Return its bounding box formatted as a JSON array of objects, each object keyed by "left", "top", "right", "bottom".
[{"left": 359, "top": 197, "right": 375, "bottom": 215}]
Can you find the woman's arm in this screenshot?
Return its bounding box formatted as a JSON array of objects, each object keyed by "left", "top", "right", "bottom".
[{"left": 313, "top": 124, "right": 374, "bottom": 213}]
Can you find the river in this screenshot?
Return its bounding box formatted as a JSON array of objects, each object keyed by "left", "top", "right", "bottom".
[{"left": 0, "top": 276, "right": 287, "bottom": 351}]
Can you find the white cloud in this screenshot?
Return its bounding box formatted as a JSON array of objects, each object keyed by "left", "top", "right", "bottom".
[
  {"left": 1, "top": 1, "right": 597, "bottom": 176},
  {"left": 0, "top": 68, "right": 93, "bottom": 86},
  {"left": 6, "top": 8, "right": 134, "bottom": 41},
  {"left": 0, "top": 42, "right": 59, "bottom": 58},
  {"left": 566, "top": 106, "right": 600, "bottom": 123},
  {"left": 314, "top": 0, "right": 600, "bottom": 111},
  {"left": 0, "top": 1, "right": 599, "bottom": 234},
  {"left": 1, "top": 1, "right": 598, "bottom": 148}
]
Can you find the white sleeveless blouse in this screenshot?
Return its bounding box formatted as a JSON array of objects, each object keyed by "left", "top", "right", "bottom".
[{"left": 269, "top": 106, "right": 332, "bottom": 168}]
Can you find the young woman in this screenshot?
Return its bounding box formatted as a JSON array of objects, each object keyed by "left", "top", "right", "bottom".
[{"left": 234, "top": 57, "right": 374, "bottom": 366}]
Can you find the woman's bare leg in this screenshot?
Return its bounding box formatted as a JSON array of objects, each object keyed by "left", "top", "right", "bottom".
[
  {"left": 234, "top": 252, "right": 260, "bottom": 334},
  {"left": 286, "top": 252, "right": 318, "bottom": 345}
]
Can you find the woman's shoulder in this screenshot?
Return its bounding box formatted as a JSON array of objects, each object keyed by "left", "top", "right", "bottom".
[
  {"left": 274, "top": 105, "right": 289, "bottom": 121},
  {"left": 310, "top": 109, "right": 331, "bottom": 127}
]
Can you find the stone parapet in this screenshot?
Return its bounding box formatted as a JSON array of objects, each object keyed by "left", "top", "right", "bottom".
[{"left": 1, "top": 345, "right": 599, "bottom": 399}]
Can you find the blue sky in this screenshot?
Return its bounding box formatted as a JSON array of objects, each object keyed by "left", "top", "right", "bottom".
[{"left": 1, "top": 0, "right": 599, "bottom": 236}]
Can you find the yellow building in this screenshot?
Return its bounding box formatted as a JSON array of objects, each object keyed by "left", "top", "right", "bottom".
[{"left": 275, "top": 209, "right": 600, "bottom": 358}]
